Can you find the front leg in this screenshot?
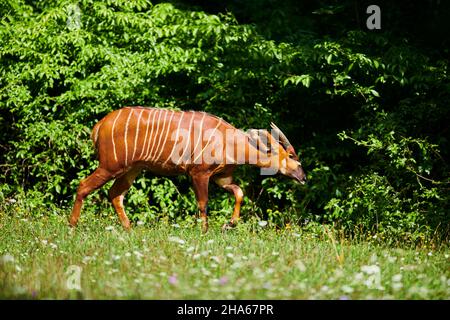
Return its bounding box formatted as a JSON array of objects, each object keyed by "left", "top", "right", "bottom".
[{"left": 191, "top": 173, "right": 210, "bottom": 233}]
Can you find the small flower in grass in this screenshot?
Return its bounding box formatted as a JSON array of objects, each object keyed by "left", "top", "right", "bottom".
[
  {"left": 1, "top": 254, "right": 15, "bottom": 264},
  {"left": 206, "top": 239, "right": 214, "bottom": 245},
  {"left": 258, "top": 220, "right": 268, "bottom": 227},
  {"left": 263, "top": 282, "right": 272, "bottom": 289},
  {"left": 137, "top": 220, "right": 145, "bottom": 226},
  {"left": 50, "top": 243, "right": 58, "bottom": 250},
  {"left": 392, "top": 274, "right": 403, "bottom": 291},
  {"left": 169, "top": 274, "right": 178, "bottom": 285},
  {"left": 341, "top": 285, "right": 354, "bottom": 294},
  {"left": 339, "top": 295, "right": 350, "bottom": 300},
  {"left": 201, "top": 250, "right": 210, "bottom": 257},
  {"left": 105, "top": 225, "right": 114, "bottom": 231},
  {"left": 112, "top": 255, "right": 121, "bottom": 261},
  {"left": 427, "top": 251, "right": 433, "bottom": 256},
  {"left": 295, "top": 260, "right": 306, "bottom": 272},
  {"left": 392, "top": 274, "right": 402, "bottom": 282},
  {"left": 168, "top": 236, "right": 185, "bottom": 245},
  {"left": 172, "top": 223, "right": 180, "bottom": 228},
  {"left": 202, "top": 268, "right": 211, "bottom": 276},
  {"left": 320, "top": 285, "right": 330, "bottom": 292},
  {"left": 361, "top": 265, "right": 380, "bottom": 275}
]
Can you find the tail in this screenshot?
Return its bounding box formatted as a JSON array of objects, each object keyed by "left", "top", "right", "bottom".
[{"left": 91, "top": 117, "right": 106, "bottom": 152}]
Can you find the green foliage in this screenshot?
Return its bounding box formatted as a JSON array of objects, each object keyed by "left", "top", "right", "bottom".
[{"left": 1, "top": 0, "right": 449, "bottom": 242}]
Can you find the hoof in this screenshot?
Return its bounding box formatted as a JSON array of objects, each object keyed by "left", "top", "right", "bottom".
[{"left": 221, "top": 222, "right": 236, "bottom": 232}]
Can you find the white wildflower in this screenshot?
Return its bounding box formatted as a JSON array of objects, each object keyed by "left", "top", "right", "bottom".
[
  {"left": 361, "top": 265, "right": 380, "bottom": 275},
  {"left": 392, "top": 274, "right": 402, "bottom": 282},
  {"left": 295, "top": 260, "right": 306, "bottom": 272},
  {"left": 168, "top": 236, "right": 185, "bottom": 245},
  {"left": 1, "top": 254, "right": 15, "bottom": 264},
  {"left": 258, "top": 220, "right": 268, "bottom": 227},
  {"left": 210, "top": 256, "right": 221, "bottom": 263},
  {"left": 341, "top": 285, "right": 354, "bottom": 293}
]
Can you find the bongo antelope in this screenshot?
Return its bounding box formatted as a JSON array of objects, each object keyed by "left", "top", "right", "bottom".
[{"left": 69, "top": 107, "right": 306, "bottom": 232}]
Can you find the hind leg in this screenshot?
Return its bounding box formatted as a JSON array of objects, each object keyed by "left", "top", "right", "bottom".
[
  {"left": 214, "top": 175, "right": 243, "bottom": 230},
  {"left": 70, "top": 167, "right": 113, "bottom": 227},
  {"left": 108, "top": 168, "right": 142, "bottom": 230}
]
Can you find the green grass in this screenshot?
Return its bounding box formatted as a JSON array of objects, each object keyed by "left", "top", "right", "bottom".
[{"left": 0, "top": 211, "right": 449, "bottom": 299}]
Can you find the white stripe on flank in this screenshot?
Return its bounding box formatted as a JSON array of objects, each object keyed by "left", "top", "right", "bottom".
[
  {"left": 111, "top": 109, "right": 123, "bottom": 163},
  {"left": 177, "top": 111, "right": 195, "bottom": 165},
  {"left": 143, "top": 109, "right": 159, "bottom": 161},
  {"left": 146, "top": 109, "right": 164, "bottom": 161},
  {"left": 191, "top": 112, "right": 206, "bottom": 163},
  {"left": 154, "top": 110, "right": 175, "bottom": 162},
  {"left": 138, "top": 109, "right": 153, "bottom": 159},
  {"left": 193, "top": 118, "right": 222, "bottom": 163},
  {"left": 151, "top": 110, "right": 171, "bottom": 161},
  {"left": 163, "top": 111, "right": 184, "bottom": 165},
  {"left": 123, "top": 108, "right": 134, "bottom": 167},
  {"left": 132, "top": 109, "right": 144, "bottom": 162}
]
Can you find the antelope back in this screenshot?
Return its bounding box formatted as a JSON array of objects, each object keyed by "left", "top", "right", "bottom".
[{"left": 94, "top": 107, "right": 234, "bottom": 171}]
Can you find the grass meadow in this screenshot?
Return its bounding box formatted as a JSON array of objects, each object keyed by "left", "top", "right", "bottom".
[{"left": 0, "top": 210, "right": 449, "bottom": 300}]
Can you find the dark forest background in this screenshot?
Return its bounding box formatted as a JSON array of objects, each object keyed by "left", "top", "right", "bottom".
[{"left": 1, "top": 0, "right": 449, "bottom": 243}]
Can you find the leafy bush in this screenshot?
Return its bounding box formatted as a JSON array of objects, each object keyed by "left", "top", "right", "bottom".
[{"left": 1, "top": 0, "right": 448, "bottom": 242}]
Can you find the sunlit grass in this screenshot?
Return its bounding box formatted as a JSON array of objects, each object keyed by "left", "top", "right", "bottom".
[{"left": 0, "top": 211, "right": 449, "bottom": 299}]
